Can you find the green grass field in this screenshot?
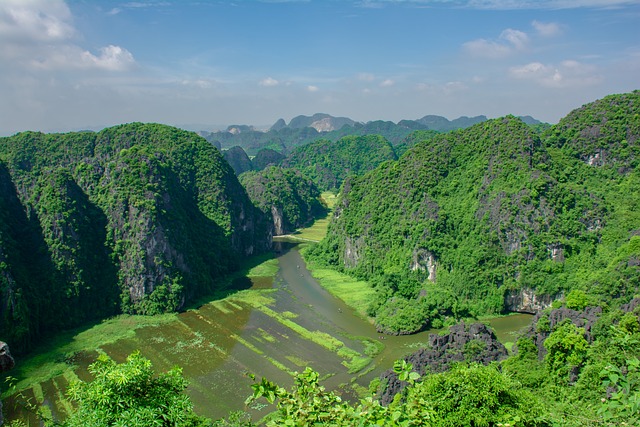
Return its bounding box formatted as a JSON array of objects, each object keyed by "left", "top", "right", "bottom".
[{"left": 302, "top": 256, "right": 375, "bottom": 320}]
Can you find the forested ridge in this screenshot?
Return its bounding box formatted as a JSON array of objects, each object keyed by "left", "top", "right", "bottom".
[
  {"left": 308, "top": 90, "right": 640, "bottom": 334},
  {"left": 0, "top": 123, "right": 271, "bottom": 353}
]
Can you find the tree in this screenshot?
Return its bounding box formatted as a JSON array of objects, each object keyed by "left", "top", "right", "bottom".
[
  {"left": 62, "top": 351, "right": 210, "bottom": 427},
  {"left": 544, "top": 319, "right": 588, "bottom": 380}
]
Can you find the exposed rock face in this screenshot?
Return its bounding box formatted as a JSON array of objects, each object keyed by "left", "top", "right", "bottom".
[
  {"left": 271, "top": 206, "right": 284, "bottom": 236},
  {"left": 410, "top": 248, "right": 437, "bottom": 282},
  {"left": 523, "top": 306, "right": 603, "bottom": 360},
  {"left": 0, "top": 342, "right": 13, "bottom": 371},
  {"left": 504, "top": 287, "right": 555, "bottom": 314},
  {"left": 0, "top": 341, "right": 15, "bottom": 426},
  {"left": 548, "top": 243, "right": 565, "bottom": 262},
  {"left": 378, "top": 322, "right": 508, "bottom": 405},
  {"left": 343, "top": 236, "right": 365, "bottom": 269}
]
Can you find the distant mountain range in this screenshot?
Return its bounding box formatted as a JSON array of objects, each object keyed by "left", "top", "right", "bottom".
[{"left": 200, "top": 113, "right": 545, "bottom": 156}]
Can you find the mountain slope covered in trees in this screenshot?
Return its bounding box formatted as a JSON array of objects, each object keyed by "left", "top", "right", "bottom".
[
  {"left": 282, "top": 135, "right": 397, "bottom": 191},
  {"left": 240, "top": 166, "right": 327, "bottom": 235},
  {"left": 308, "top": 91, "right": 640, "bottom": 334},
  {"left": 0, "top": 123, "right": 271, "bottom": 353}
]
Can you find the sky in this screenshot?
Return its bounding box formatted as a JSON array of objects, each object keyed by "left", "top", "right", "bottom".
[{"left": 0, "top": 0, "right": 639, "bottom": 135}]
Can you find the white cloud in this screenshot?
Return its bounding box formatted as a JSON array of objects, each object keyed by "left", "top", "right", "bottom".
[
  {"left": 468, "top": 0, "right": 640, "bottom": 9},
  {"left": 181, "top": 78, "right": 215, "bottom": 89},
  {"left": 380, "top": 79, "right": 395, "bottom": 87},
  {"left": 307, "top": 85, "right": 319, "bottom": 92},
  {"left": 358, "top": 72, "right": 376, "bottom": 81},
  {"left": 532, "top": 20, "right": 562, "bottom": 37},
  {"left": 501, "top": 29, "right": 528, "bottom": 49},
  {"left": 259, "top": 77, "right": 279, "bottom": 87},
  {"left": 444, "top": 81, "right": 468, "bottom": 92},
  {"left": 509, "top": 60, "right": 602, "bottom": 87},
  {"left": 0, "top": 0, "right": 74, "bottom": 42},
  {"left": 0, "top": 0, "right": 135, "bottom": 71},
  {"left": 463, "top": 28, "right": 529, "bottom": 58},
  {"left": 383, "top": 0, "right": 640, "bottom": 10}
]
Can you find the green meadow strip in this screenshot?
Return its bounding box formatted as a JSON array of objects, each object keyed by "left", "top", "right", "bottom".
[
  {"left": 285, "top": 355, "right": 309, "bottom": 367},
  {"left": 257, "top": 328, "right": 276, "bottom": 343},
  {"left": 231, "top": 334, "right": 264, "bottom": 356},
  {"left": 301, "top": 255, "right": 375, "bottom": 320},
  {"left": 247, "top": 257, "right": 279, "bottom": 277},
  {"left": 265, "top": 357, "right": 295, "bottom": 376},
  {"left": 249, "top": 303, "right": 369, "bottom": 372},
  {"left": 32, "top": 383, "right": 44, "bottom": 404}
]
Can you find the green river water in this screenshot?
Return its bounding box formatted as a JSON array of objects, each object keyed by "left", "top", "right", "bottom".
[{"left": 3, "top": 242, "right": 532, "bottom": 424}]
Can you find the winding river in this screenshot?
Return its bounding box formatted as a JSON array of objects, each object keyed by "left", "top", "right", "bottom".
[{"left": 4, "top": 242, "right": 532, "bottom": 423}]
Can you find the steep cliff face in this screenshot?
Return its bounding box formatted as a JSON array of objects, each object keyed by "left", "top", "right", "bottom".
[
  {"left": 0, "top": 123, "right": 272, "bottom": 351},
  {"left": 504, "top": 287, "right": 556, "bottom": 314},
  {"left": 0, "top": 162, "right": 60, "bottom": 351}
]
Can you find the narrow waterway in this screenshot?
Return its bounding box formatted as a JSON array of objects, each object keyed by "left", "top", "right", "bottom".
[{"left": 3, "top": 243, "right": 533, "bottom": 423}]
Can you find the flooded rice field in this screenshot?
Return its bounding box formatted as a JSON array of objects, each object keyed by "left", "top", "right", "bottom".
[{"left": 3, "top": 243, "right": 533, "bottom": 423}]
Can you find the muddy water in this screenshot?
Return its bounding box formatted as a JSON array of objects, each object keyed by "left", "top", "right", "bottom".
[{"left": 4, "top": 243, "right": 533, "bottom": 423}]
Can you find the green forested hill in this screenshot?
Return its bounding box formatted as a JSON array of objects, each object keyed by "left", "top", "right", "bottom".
[
  {"left": 282, "top": 135, "right": 397, "bottom": 191},
  {"left": 223, "top": 145, "right": 254, "bottom": 175},
  {"left": 240, "top": 166, "right": 327, "bottom": 235},
  {"left": 308, "top": 91, "right": 640, "bottom": 334},
  {"left": 0, "top": 123, "right": 271, "bottom": 353}
]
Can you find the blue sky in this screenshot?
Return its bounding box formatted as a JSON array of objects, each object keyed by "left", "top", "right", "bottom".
[{"left": 1, "top": 0, "right": 639, "bottom": 135}]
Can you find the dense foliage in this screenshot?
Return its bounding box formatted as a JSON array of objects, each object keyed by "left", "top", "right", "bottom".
[
  {"left": 60, "top": 352, "right": 209, "bottom": 427},
  {"left": 0, "top": 123, "right": 271, "bottom": 353},
  {"left": 240, "top": 166, "right": 327, "bottom": 235},
  {"left": 308, "top": 91, "right": 640, "bottom": 334},
  {"left": 282, "top": 135, "right": 397, "bottom": 191}
]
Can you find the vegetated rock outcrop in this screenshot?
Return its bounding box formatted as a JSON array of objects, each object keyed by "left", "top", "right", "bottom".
[
  {"left": 252, "top": 148, "right": 286, "bottom": 171},
  {"left": 378, "top": 322, "right": 508, "bottom": 405},
  {"left": 529, "top": 307, "right": 602, "bottom": 359},
  {"left": 0, "top": 123, "right": 272, "bottom": 353},
  {"left": 309, "top": 91, "right": 640, "bottom": 335},
  {"left": 240, "top": 166, "right": 327, "bottom": 235},
  {"left": 223, "top": 145, "right": 254, "bottom": 175}
]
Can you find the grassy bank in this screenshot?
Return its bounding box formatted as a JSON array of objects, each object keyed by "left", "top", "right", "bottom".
[
  {"left": 279, "top": 191, "right": 338, "bottom": 242},
  {"left": 302, "top": 254, "right": 375, "bottom": 320}
]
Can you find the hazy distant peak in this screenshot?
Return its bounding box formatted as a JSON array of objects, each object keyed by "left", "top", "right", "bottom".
[
  {"left": 518, "top": 115, "right": 542, "bottom": 125},
  {"left": 287, "top": 113, "right": 356, "bottom": 132},
  {"left": 225, "top": 124, "right": 255, "bottom": 134},
  {"left": 270, "top": 118, "right": 287, "bottom": 132},
  {"left": 416, "top": 115, "right": 487, "bottom": 132}
]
